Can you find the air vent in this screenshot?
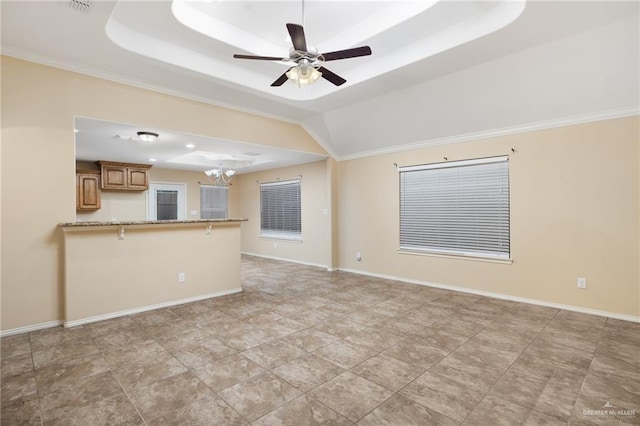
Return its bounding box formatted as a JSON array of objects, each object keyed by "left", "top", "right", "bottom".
[{"left": 69, "top": 0, "right": 91, "bottom": 13}]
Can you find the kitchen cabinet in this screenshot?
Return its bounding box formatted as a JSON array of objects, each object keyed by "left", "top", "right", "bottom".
[
  {"left": 76, "top": 170, "right": 101, "bottom": 210},
  {"left": 97, "top": 161, "right": 152, "bottom": 191}
]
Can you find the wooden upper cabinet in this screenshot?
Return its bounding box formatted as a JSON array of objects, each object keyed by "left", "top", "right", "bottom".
[
  {"left": 97, "top": 161, "right": 152, "bottom": 191},
  {"left": 76, "top": 170, "right": 101, "bottom": 211},
  {"left": 127, "top": 167, "right": 149, "bottom": 190}
]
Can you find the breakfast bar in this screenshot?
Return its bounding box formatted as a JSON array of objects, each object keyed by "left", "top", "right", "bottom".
[{"left": 59, "top": 219, "right": 247, "bottom": 327}]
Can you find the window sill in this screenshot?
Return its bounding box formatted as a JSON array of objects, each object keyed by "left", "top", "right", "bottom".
[{"left": 398, "top": 249, "right": 513, "bottom": 265}]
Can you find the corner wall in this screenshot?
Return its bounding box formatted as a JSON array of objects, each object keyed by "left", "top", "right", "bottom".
[
  {"left": 0, "top": 56, "right": 326, "bottom": 331},
  {"left": 337, "top": 117, "right": 639, "bottom": 318},
  {"left": 235, "top": 160, "right": 332, "bottom": 269}
]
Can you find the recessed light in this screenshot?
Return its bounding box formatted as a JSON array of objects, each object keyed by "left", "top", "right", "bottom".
[
  {"left": 185, "top": 143, "right": 195, "bottom": 148},
  {"left": 148, "top": 158, "right": 157, "bottom": 162}
]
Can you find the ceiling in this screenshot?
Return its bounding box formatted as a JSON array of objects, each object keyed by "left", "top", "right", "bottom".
[
  {"left": 2, "top": 1, "right": 638, "bottom": 164},
  {"left": 74, "top": 117, "right": 327, "bottom": 174}
]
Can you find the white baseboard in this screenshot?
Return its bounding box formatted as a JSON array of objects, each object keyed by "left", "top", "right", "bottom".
[
  {"left": 339, "top": 268, "right": 640, "bottom": 323},
  {"left": 63, "top": 288, "right": 243, "bottom": 328},
  {"left": 1, "top": 289, "right": 244, "bottom": 336},
  {"left": 241, "top": 252, "right": 331, "bottom": 271},
  {"left": 0, "top": 320, "right": 64, "bottom": 338}
]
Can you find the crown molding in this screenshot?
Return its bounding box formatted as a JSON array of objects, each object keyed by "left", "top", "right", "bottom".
[
  {"left": 335, "top": 106, "right": 640, "bottom": 162},
  {"left": 1, "top": 48, "right": 303, "bottom": 126}
]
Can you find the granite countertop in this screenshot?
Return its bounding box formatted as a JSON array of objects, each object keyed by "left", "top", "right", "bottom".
[{"left": 59, "top": 218, "right": 248, "bottom": 227}]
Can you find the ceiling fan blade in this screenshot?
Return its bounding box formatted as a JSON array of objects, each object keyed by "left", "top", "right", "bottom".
[
  {"left": 233, "top": 54, "right": 284, "bottom": 61},
  {"left": 271, "top": 70, "right": 291, "bottom": 87},
  {"left": 321, "top": 46, "right": 372, "bottom": 62},
  {"left": 318, "top": 67, "right": 346, "bottom": 86},
  {"left": 286, "top": 23, "right": 307, "bottom": 52}
]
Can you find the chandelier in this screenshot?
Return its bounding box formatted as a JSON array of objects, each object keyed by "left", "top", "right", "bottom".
[{"left": 204, "top": 164, "right": 236, "bottom": 187}]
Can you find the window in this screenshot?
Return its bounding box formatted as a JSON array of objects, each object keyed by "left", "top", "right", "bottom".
[
  {"left": 260, "top": 180, "right": 301, "bottom": 240},
  {"left": 399, "top": 156, "right": 510, "bottom": 259},
  {"left": 200, "top": 185, "right": 228, "bottom": 219},
  {"left": 147, "top": 183, "right": 186, "bottom": 220},
  {"left": 156, "top": 190, "right": 178, "bottom": 220}
]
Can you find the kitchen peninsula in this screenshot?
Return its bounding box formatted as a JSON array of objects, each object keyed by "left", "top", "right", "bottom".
[{"left": 59, "top": 219, "right": 247, "bottom": 327}]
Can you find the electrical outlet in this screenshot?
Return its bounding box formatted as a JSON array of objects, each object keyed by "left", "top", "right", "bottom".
[
  {"left": 577, "top": 277, "right": 586, "bottom": 289},
  {"left": 178, "top": 272, "right": 186, "bottom": 283},
  {"left": 273, "top": 242, "right": 278, "bottom": 248},
  {"left": 356, "top": 252, "right": 362, "bottom": 262}
]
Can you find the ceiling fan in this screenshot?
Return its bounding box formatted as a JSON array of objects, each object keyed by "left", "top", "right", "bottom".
[{"left": 233, "top": 23, "right": 372, "bottom": 87}]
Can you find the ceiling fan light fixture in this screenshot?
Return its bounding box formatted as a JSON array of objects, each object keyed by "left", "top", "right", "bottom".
[
  {"left": 286, "top": 65, "right": 322, "bottom": 86},
  {"left": 136, "top": 131, "right": 159, "bottom": 143}
]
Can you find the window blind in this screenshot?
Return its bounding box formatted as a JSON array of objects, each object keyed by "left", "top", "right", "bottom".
[
  {"left": 399, "top": 156, "right": 510, "bottom": 259},
  {"left": 260, "top": 180, "right": 301, "bottom": 239},
  {"left": 156, "top": 190, "right": 178, "bottom": 220},
  {"left": 200, "top": 185, "right": 228, "bottom": 219}
]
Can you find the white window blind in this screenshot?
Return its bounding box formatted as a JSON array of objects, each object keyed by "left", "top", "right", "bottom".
[
  {"left": 200, "top": 185, "right": 228, "bottom": 219},
  {"left": 399, "top": 156, "right": 510, "bottom": 259},
  {"left": 260, "top": 180, "right": 301, "bottom": 240}
]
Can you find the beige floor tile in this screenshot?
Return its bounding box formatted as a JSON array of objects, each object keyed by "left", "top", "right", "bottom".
[
  {"left": 192, "top": 354, "right": 266, "bottom": 392},
  {"left": 28, "top": 326, "right": 90, "bottom": 352},
  {"left": 44, "top": 393, "right": 143, "bottom": 426},
  {"left": 283, "top": 328, "right": 340, "bottom": 352},
  {"left": 34, "top": 354, "right": 111, "bottom": 394},
  {"left": 400, "top": 370, "right": 484, "bottom": 422},
  {"left": 351, "top": 353, "right": 424, "bottom": 392},
  {"left": 147, "top": 394, "right": 248, "bottom": 426},
  {"left": 38, "top": 371, "right": 125, "bottom": 423},
  {"left": 1, "top": 352, "right": 34, "bottom": 379},
  {"left": 343, "top": 327, "right": 404, "bottom": 351},
  {"left": 313, "top": 340, "right": 377, "bottom": 370},
  {"left": 220, "top": 328, "right": 275, "bottom": 351},
  {"left": 126, "top": 371, "right": 213, "bottom": 420},
  {"left": 272, "top": 354, "right": 344, "bottom": 393},
  {"left": 309, "top": 371, "right": 392, "bottom": 422},
  {"left": 219, "top": 372, "right": 302, "bottom": 421},
  {"left": 382, "top": 337, "right": 449, "bottom": 369},
  {"left": 5, "top": 256, "right": 639, "bottom": 426},
  {"left": 253, "top": 395, "right": 351, "bottom": 426},
  {"left": 0, "top": 394, "right": 42, "bottom": 426},
  {"left": 1, "top": 370, "right": 37, "bottom": 403},
  {"left": 170, "top": 338, "right": 237, "bottom": 369},
  {"left": 432, "top": 314, "right": 491, "bottom": 337},
  {"left": 462, "top": 396, "right": 531, "bottom": 426},
  {"left": 358, "top": 394, "right": 458, "bottom": 426},
  {"left": 242, "top": 340, "right": 307, "bottom": 370},
  {"left": 1, "top": 334, "right": 32, "bottom": 359}
]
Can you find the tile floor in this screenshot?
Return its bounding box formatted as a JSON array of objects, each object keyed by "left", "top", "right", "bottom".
[{"left": 1, "top": 255, "right": 639, "bottom": 425}]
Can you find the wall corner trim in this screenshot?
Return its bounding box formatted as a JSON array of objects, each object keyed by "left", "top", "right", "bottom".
[{"left": 338, "top": 267, "right": 640, "bottom": 323}]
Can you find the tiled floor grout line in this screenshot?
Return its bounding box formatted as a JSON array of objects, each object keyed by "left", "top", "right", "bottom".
[
  {"left": 110, "top": 366, "right": 151, "bottom": 426},
  {"left": 381, "top": 309, "right": 497, "bottom": 425},
  {"left": 456, "top": 308, "right": 561, "bottom": 424},
  {"left": 5, "top": 260, "right": 636, "bottom": 425}
]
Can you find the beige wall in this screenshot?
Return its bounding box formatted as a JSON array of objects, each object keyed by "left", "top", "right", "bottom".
[
  {"left": 338, "top": 117, "right": 640, "bottom": 317},
  {"left": 63, "top": 223, "right": 242, "bottom": 323},
  {"left": 1, "top": 56, "right": 326, "bottom": 331},
  {"left": 1, "top": 54, "right": 638, "bottom": 331},
  {"left": 235, "top": 160, "right": 331, "bottom": 268}
]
